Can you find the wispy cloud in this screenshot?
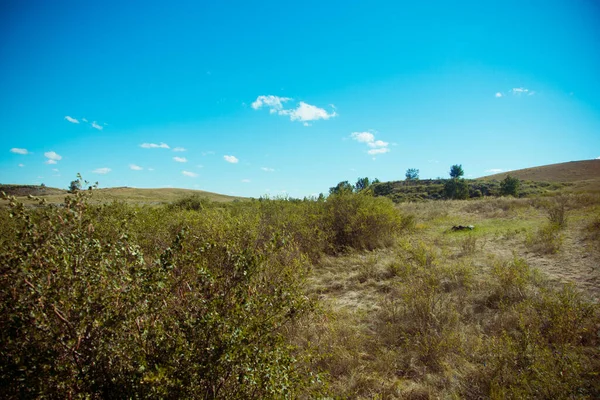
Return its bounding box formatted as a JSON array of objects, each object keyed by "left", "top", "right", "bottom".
[
  {"left": 495, "top": 92, "right": 503, "bottom": 98},
  {"left": 367, "top": 147, "right": 390, "bottom": 155},
  {"left": 279, "top": 101, "right": 337, "bottom": 123},
  {"left": 18, "top": 163, "right": 24, "bottom": 167},
  {"left": 173, "top": 156, "right": 188, "bottom": 163},
  {"left": 251, "top": 95, "right": 292, "bottom": 112},
  {"left": 91, "top": 121, "right": 103, "bottom": 130},
  {"left": 92, "top": 167, "right": 111, "bottom": 174},
  {"left": 202, "top": 151, "right": 215, "bottom": 156},
  {"left": 173, "top": 147, "right": 186, "bottom": 152},
  {"left": 485, "top": 168, "right": 504, "bottom": 173},
  {"left": 44, "top": 151, "right": 62, "bottom": 164},
  {"left": 224, "top": 155, "right": 239, "bottom": 163},
  {"left": 241, "top": 179, "right": 251, "bottom": 183},
  {"left": 130, "top": 164, "right": 143, "bottom": 171},
  {"left": 509, "top": 87, "right": 534, "bottom": 95},
  {"left": 182, "top": 170, "right": 198, "bottom": 177},
  {"left": 140, "top": 142, "right": 170, "bottom": 149},
  {"left": 261, "top": 167, "right": 275, "bottom": 172},
  {"left": 82, "top": 118, "right": 88, "bottom": 122},
  {"left": 65, "top": 116, "right": 79, "bottom": 124},
  {"left": 351, "top": 131, "right": 390, "bottom": 156},
  {"left": 252, "top": 95, "right": 337, "bottom": 124},
  {"left": 10, "top": 148, "right": 29, "bottom": 155}
]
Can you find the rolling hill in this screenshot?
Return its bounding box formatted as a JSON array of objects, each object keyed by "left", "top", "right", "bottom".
[
  {"left": 478, "top": 159, "right": 600, "bottom": 192},
  {"left": 0, "top": 184, "right": 245, "bottom": 205}
]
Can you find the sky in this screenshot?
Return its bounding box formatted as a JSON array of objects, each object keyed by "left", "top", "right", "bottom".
[{"left": 1, "top": 0, "right": 599, "bottom": 198}]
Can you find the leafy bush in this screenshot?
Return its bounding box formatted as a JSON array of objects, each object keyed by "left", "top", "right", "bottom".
[
  {"left": 500, "top": 175, "right": 520, "bottom": 196},
  {"left": 444, "top": 178, "right": 469, "bottom": 199},
  {"left": 324, "top": 192, "right": 404, "bottom": 252},
  {"left": 0, "top": 191, "right": 313, "bottom": 398}
]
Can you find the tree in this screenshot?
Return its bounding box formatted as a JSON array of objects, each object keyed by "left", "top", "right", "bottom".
[
  {"left": 329, "top": 181, "right": 353, "bottom": 195},
  {"left": 405, "top": 168, "right": 419, "bottom": 181},
  {"left": 444, "top": 178, "right": 469, "bottom": 199},
  {"left": 69, "top": 179, "right": 81, "bottom": 193},
  {"left": 354, "top": 177, "right": 370, "bottom": 192},
  {"left": 449, "top": 164, "right": 464, "bottom": 179},
  {"left": 500, "top": 175, "right": 520, "bottom": 197}
]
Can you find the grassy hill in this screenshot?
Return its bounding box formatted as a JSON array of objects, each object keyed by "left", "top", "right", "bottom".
[
  {"left": 0, "top": 184, "right": 245, "bottom": 205},
  {"left": 478, "top": 159, "right": 600, "bottom": 192}
]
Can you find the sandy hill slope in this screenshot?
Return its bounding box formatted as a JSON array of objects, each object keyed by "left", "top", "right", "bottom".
[
  {"left": 0, "top": 184, "right": 245, "bottom": 205},
  {"left": 478, "top": 159, "right": 600, "bottom": 192}
]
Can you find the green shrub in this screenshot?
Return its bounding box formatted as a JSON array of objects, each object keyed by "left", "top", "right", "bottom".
[
  {"left": 444, "top": 179, "right": 469, "bottom": 200},
  {"left": 500, "top": 175, "right": 521, "bottom": 197},
  {"left": 0, "top": 191, "right": 313, "bottom": 398},
  {"left": 324, "top": 192, "right": 403, "bottom": 252}
]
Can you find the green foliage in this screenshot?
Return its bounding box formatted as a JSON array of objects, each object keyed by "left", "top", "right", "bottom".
[
  {"left": 329, "top": 181, "right": 353, "bottom": 195},
  {"left": 68, "top": 179, "right": 81, "bottom": 193},
  {"left": 0, "top": 191, "right": 315, "bottom": 398},
  {"left": 354, "top": 177, "right": 370, "bottom": 192},
  {"left": 444, "top": 178, "right": 469, "bottom": 199},
  {"left": 546, "top": 196, "right": 569, "bottom": 228},
  {"left": 324, "top": 192, "right": 404, "bottom": 252},
  {"left": 405, "top": 168, "right": 419, "bottom": 181},
  {"left": 449, "top": 164, "right": 464, "bottom": 179},
  {"left": 500, "top": 175, "right": 521, "bottom": 196}
]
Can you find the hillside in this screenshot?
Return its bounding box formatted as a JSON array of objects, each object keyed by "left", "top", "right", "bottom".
[
  {"left": 478, "top": 159, "right": 600, "bottom": 192},
  {"left": 0, "top": 184, "right": 245, "bottom": 205}
]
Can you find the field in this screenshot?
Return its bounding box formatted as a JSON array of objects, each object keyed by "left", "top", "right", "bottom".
[{"left": 1, "top": 164, "right": 600, "bottom": 398}]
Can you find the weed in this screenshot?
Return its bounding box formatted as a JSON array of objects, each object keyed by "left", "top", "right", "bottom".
[{"left": 525, "top": 223, "right": 563, "bottom": 254}]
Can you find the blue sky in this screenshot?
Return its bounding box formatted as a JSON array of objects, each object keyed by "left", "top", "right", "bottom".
[{"left": 1, "top": 1, "right": 599, "bottom": 198}]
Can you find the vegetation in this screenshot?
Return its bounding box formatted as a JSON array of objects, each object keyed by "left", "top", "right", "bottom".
[
  {"left": 449, "top": 164, "right": 464, "bottom": 179},
  {"left": 1, "top": 174, "right": 599, "bottom": 398},
  {"left": 500, "top": 174, "right": 521, "bottom": 196},
  {"left": 405, "top": 168, "right": 419, "bottom": 181}
]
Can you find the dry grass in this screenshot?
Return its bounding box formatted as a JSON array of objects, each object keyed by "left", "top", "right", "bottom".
[{"left": 297, "top": 193, "right": 600, "bottom": 398}]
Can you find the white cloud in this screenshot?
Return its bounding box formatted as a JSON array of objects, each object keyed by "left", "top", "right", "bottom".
[
  {"left": 82, "top": 118, "right": 88, "bottom": 122},
  {"left": 279, "top": 101, "right": 337, "bottom": 122},
  {"left": 130, "top": 164, "right": 143, "bottom": 171},
  {"left": 44, "top": 151, "right": 62, "bottom": 162},
  {"left": 202, "top": 151, "right": 215, "bottom": 156},
  {"left": 52, "top": 168, "right": 59, "bottom": 172},
  {"left": 367, "top": 148, "right": 390, "bottom": 155},
  {"left": 140, "top": 142, "right": 170, "bottom": 149},
  {"left": 253, "top": 95, "right": 337, "bottom": 123},
  {"left": 10, "top": 148, "right": 29, "bottom": 155},
  {"left": 495, "top": 92, "right": 503, "bottom": 98},
  {"left": 148, "top": 167, "right": 155, "bottom": 171},
  {"left": 261, "top": 167, "right": 275, "bottom": 172},
  {"left": 241, "top": 179, "right": 251, "bottom": 183},
  {"left": 368, "top": 140, "right": 389, "bottom": 148},
  {"left": 173, "top": 147, "right": 186, "bottom": 152},
  {"left": 485, "top": 168, "right": 504, "bottom": 173},
  {"left": 351, "top": 131, "right": 390, "bottom": 156},
  {"left": 251, "top": 95, "right": 292, "bottom": 111},
  {"left": 173, "top": 157, "right": 188, "bottom": 163},
  {"left": 46, "top": 159, "right": 57, "bottom": 165},
  {"left": 91, "top": 121, "right": 103, "bottom": 130},
  {"left": 92, "top": 167, "right": 111, "bottom": 174},
  {"left": 182, "top": 171, "right": 198, "bottom": 177},
  {"left": 18, "top": 163, "right": 24, "bottom": 167},
  {"left": 65, "top": 116, "right": 79, "bottom": 124},
  {"left": 351, "top": 132, "right": 375, "bottom": 143},
  {"left": 510, "top": 87, "right": 530, "bottom": 95},
  {"left": 224, "top": 155, "right": 239, "bottom": 163},
  {"left": 596, "top": 156, "right": 600, "bottom": 159}
]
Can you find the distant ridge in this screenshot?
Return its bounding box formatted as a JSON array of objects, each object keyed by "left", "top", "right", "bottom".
[
  {"left": 478, "top": 159, "right": 600, "bottom": 192},
  {"left": 0, "top": 184, "right": 246, "bottom": 205}
]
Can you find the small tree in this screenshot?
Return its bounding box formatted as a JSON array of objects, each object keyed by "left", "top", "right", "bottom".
[
  {"left": 354, "top": 177, "right": 370, "bottom": 192},
  {"left": 500, "top": 175, "right": 520, "bottom": 197},
  {"left": 405, "top": 168, "right": 419, "bottom": 181},
  {"left": 329, "top": 181, "right": 353, "bottom": 195},
  {"left": 69, "top": 179, "right": 81, "bottom": 193},
  {"left": 449, "top": 164, "right": 464, "bottom": 179},
  {"left": 444, "top": 178, "right": 469, "bottom": 199}
]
